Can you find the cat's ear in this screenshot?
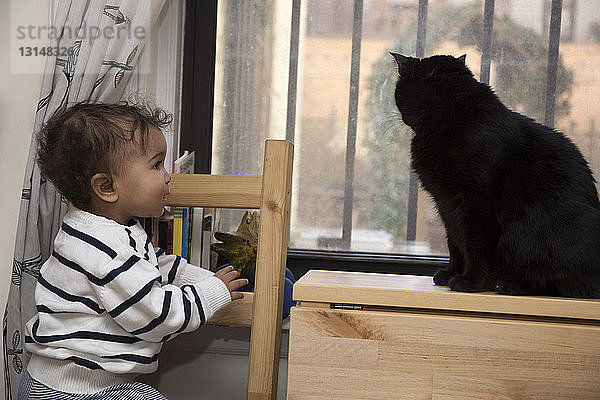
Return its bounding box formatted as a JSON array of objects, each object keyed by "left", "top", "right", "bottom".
[
  {"left": 390, "top": 52, "right": 410, "bottom": 68},
  {"left": 458, "top": 54, "right": 467, "bottom": 65}
]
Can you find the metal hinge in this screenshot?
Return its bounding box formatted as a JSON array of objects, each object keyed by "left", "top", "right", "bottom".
[{"left": 331, "top": 303, "right": 363, "bottom": 310}]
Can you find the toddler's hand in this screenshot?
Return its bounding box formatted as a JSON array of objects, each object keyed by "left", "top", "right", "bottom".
[{"left": 214, "top": 266, "right": 248, "bottom": 300}]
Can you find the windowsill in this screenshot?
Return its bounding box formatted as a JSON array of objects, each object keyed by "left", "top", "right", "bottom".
[{"left": 287, "top": 248, "right": 447, "bottom": 279}]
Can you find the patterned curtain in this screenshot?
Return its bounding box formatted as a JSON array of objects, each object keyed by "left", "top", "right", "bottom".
[{"left": 3, "top": 0, "right": 166, "bottom": 397}]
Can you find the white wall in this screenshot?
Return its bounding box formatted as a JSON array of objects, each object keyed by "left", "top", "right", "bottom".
[{"left": 0, "top": 1, "right": 49, "bottom": 397}]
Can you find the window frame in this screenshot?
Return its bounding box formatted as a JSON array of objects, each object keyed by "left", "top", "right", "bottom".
[{"left": 179, "top": 0, "right": 217, "bottom": 175}]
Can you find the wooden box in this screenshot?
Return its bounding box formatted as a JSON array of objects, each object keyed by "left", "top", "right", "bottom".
[{"left": 286, "top": 270, "right": 600, "bottom": 399}]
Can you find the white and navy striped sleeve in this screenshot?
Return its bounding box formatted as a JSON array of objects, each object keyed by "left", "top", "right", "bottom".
[
  {"left": 154, "top": 249, "right": 215, "bottom": 287},
  {"left": 96, "top": 247, "right": 231, "bottom": 343}
]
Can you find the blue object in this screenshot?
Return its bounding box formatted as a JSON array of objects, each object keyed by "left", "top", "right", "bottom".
[
  {"left": 282, "top": 277, "right": 296, "bottom": 318},
  {"left": 285, "top": 267, "right": 296, "bottom": 283}
]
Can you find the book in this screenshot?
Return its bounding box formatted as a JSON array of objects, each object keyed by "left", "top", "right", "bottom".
[
  {"left": 173, "top": 207, "right": 184, "bottom": 257},
  {"left": 182, "top": 208, "right": 187, "bottom": 259},
  {"left": 173, "top": 150, "right": 195, "bottom": 174},
  {"left": 190, "top": 208, "right": 216, "bottom": 270},
  {"left": 158, "top": 210, "right": 174, "bottom": 254},
  {"left": 152, "top": 216, "right": 160, "bottom": 248}
]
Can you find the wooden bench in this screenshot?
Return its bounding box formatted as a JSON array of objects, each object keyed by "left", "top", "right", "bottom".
[{"left": 287, "top": 270, "right": 600, "bottom": 399}]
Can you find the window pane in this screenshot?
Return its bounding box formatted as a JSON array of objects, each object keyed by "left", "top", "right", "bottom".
[
  {"left": 212, "top": 1, "right": 291, "bottom": 232},
  {"left": 211, "top": 0, "right": 600, "bottom": 257}
]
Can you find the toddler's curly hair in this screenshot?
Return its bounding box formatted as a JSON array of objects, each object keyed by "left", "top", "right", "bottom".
[{"left": 36, "top": 101, "right": 172, "bottom": 210}]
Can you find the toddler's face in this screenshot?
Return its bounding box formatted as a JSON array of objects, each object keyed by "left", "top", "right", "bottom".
[{"left": 112, "top": 127, "right": 171, "bottom": 223}]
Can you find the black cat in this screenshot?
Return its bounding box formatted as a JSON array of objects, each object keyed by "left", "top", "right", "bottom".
[{"left": 391, "top": 53, "right": 600, "bottom": 298}]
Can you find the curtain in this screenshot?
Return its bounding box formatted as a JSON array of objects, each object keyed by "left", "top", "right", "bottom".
[{"left": 3, "top": 0, "right": 167, "bottom": 397}]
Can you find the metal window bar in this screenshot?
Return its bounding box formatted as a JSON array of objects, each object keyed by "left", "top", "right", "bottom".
[
  {"left": 286, "top": 0, "right": 302, "bottom": 142},
  {"left": 480, "top": 0, "right": 495, "bottom": 85},
  {"left": 545, "top": 0, "right": 563, "bottom": 128},
  {"left": 341, "top": 0, "right": 364, "bottom": 249},
  {"left": 416, "top": 0, "right": 428, "bottom": 59},
  {"left": 406, "top": 0, "right": 429, "bottom": 243}
]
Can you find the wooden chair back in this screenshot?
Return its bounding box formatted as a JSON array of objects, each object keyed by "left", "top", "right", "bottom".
[{"left": 165, "top": 139, "right": 294, "bottom": 400}]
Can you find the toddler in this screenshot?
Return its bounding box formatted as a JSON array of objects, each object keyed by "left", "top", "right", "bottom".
[{"left": 20, "top": 102, "right": 247, "bottom": 399}]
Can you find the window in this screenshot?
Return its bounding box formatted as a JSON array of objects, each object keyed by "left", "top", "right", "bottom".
[{"left": 182, "top": 0, "right": 600, "bottom": 278}]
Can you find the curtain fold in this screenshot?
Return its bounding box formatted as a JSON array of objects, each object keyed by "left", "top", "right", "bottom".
[{"left": 3, "top": 1, "right": 166, "bottom": 398}]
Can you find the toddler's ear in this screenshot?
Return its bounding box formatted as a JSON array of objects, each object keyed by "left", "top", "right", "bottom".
[{"left": 90, "top": 173, "right": 118, "bottom": 203}]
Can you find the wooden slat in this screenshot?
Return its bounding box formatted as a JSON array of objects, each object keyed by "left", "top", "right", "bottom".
[
  {"left": 293, "top": 270, "right": 600, "bottom": 321},
  {"left": 166, "top": 174, "right": 263, "bottom": 209},
  {"left": 208, "top": 292, "right": 254, "bottom": 327},
  {"left": 247, "top": 140, "right": 294, "bottom": 400}
]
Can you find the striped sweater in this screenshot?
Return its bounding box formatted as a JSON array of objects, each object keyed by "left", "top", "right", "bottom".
[{"left": 25, "top": 208, "right": 231, "bottom": 394}]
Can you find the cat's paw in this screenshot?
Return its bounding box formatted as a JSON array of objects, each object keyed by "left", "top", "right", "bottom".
[
  {"left": 448, "top": 275, "right": 487, "bottom": 292},
  {"left": 433, "top": 269, "right": 454, "bottom": 286}
]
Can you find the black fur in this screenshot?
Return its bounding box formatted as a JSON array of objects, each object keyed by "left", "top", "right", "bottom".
[{"left": 391, "top": 53, "right": 600, "bottom": 298}]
